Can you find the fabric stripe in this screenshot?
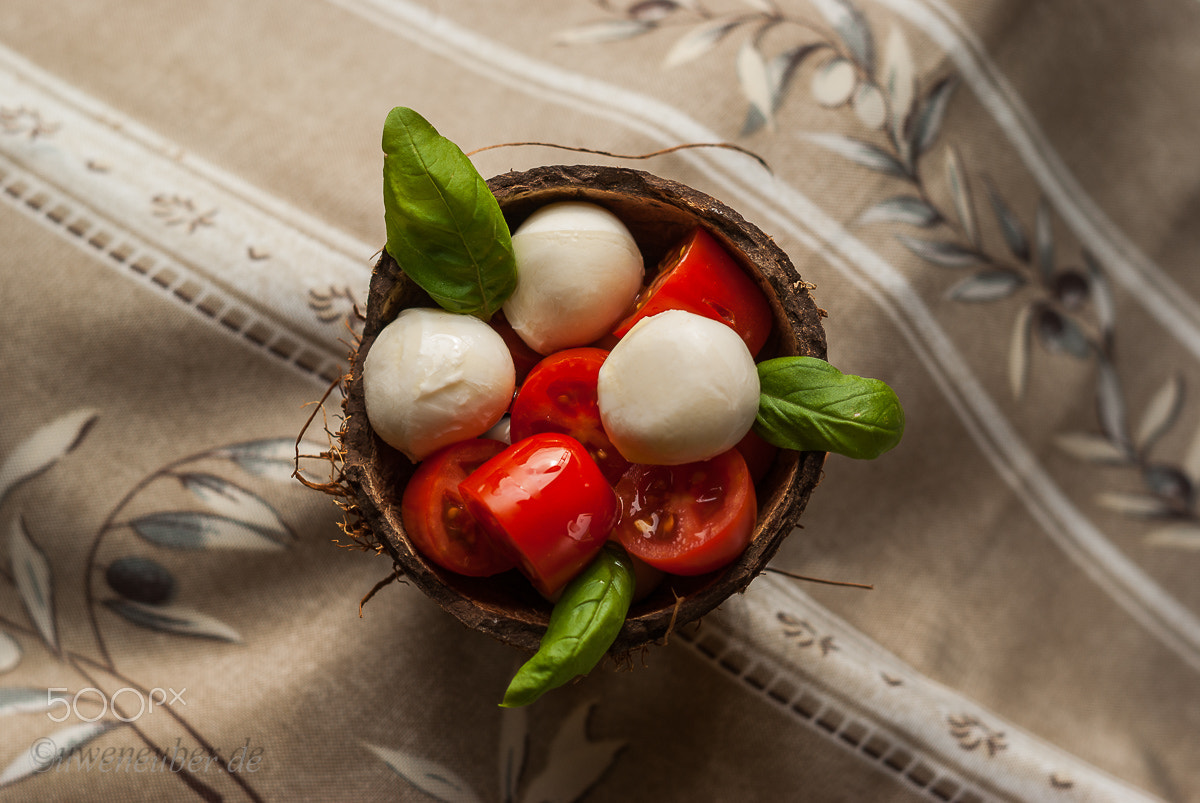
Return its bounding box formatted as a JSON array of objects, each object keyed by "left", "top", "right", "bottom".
[
  {"left": 693, "top": 576, "right": 1164, "bottom": 802},
  {"left": 0, "top": 44, "right": 373, "bottom": 380}
]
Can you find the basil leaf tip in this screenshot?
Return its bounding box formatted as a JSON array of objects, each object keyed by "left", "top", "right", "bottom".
[
  {"left": 381, "top": 106, "right": 517, "bottom": 319},
  {"left": 500, "top": 545, "right": 635, "bottom": 708},
  {"left": 754, "top": 356, "right": 905, "bottom": 460}
]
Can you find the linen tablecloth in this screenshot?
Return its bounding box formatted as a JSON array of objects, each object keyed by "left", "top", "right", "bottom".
[{"left": 2, "top": 1, "right": 1197, "bottom": 800}]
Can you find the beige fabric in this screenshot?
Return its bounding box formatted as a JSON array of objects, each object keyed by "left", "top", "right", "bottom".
[{"left": 1, "top": 0, "right": 1197, "bottom": 800}]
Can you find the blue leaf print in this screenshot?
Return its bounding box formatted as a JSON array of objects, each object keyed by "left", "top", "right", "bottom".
[
  {"left": 984, "top": 178, "right": 1031, "bottom": 262},
  {"left": 895, "top": 234, "right": 984, "bottom": 268},
  {"left": 858, "top": 195, "right": 941, "bottom": 227},
  {"left": 809, "top": 0, "right": 875, "bottom": 74},
  {"left": 911, "top": 76, "right": 958, "bottom": 156},
  {"left": 0, "top": 721, "right": 122, "bottom": 789},
  {"left": 129, "top": 511, "right": 286, "bottom": 552},
  {"left": 177, "top": 473, "right": 292, "bottom": 543},
  {"left": 803, "top": 133, "right": 911, "bottom": 177},
  {"left": 0, "top": 633, "right": 20, "bottom": 674},
  {"left": 104, "top": 600, "right": 242, "bottom": 643},
  {"left": 365, "top": 741, "right": 484, "bottom": 803},
  {"left": 0, "top": 409, "right": 97, "bottom": 506},
  {"left": 948, "top": 270, "right": 1026, "bottom": 302},
  {"left": 9, "top": 518, "right": 56, "bottom": 654}
]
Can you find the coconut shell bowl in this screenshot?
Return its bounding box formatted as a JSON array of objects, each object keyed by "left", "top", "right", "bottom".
[{"left": 338, "top": 164, "right": 828, "bottom": 656}]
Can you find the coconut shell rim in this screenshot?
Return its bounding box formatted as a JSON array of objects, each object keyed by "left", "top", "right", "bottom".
[{"left": 340, "top": 164, "right": 827, "bottom": 655}]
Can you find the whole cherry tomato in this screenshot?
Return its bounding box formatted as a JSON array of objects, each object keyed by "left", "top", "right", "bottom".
[
  {"left": 734, "top": 427, "right": 779, "bottom": 486},
  {"left": 400, "top": 439, "right": 515, "bottom": 577},
  {"left": 612, "top": 448, "right": 756, "bottom": 576},
  {"left": 509, "top": 348, "right": 629, "bottom": 483},
  {"left": 612, "top": 227, "right": 774, "bottom": 356},
  {"left": 459, "top": 433, "right": 620, "bottom": 597},
  {"left": 489, "top": 310, "right": 543, "bottom": 385}
]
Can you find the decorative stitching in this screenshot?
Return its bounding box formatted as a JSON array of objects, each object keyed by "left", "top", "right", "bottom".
[
  {"left": 150, "top": 193, "right": 218, "bottom": 233},
  {"left": 947, "top": 714, "right": 1008, "bottom": 757},
  {"left": 0, "top": 156, "right": 345, "bottom": 385},
  {"left": 674, "top": 623, "right": 996, "bottom": 802},
  {"left": 0, "top": 104, "right": 60, "bottom": 139}
]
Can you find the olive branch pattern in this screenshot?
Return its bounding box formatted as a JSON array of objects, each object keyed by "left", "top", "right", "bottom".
[
  {"left": 0, "top": 411, "right": 624, "bottom": 800},
  {"left": 366, "top": 698, "right": 625, "bottom": 803},
  {"left": 559, "top": 0, "right": 1200, "bottom": 549},
  {"left": 0, "top": 410, "right": 311, "bottom": 799}
]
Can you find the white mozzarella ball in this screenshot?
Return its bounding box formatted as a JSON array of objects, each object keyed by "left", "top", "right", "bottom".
[
  {"left": 483, "top": 415, "right": 512, "bottom": 445},
  {"left": 504, "top": 201, "right": 644, "bottom": 354},
  {"left": 597, "top": 310, "right": 760, "bottom": 465},
  {"left": 363, "top": 308, "right": 515, "bottom": 461}
]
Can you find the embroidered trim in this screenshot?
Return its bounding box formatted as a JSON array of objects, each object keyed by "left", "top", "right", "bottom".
[
  {"left": 675, "top": 623, "right": 994, "bottom": 803},
  {"left": 0, "top": 156, "right": 345, "bottom": 385}
]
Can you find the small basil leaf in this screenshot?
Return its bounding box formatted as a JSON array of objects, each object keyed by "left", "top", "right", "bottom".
[
  {"left": 501, "top": 545, "right": 635, "bottom": 708},
  {"left": 381, "top": 107, "right": 517, "bottom": 319},
  {"left": 754, "top": 356, "right": 905, "bottom": 460}
]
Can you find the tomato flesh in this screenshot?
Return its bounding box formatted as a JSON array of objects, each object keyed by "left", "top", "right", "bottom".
[
  {"left": 611, "top": 227, "right": 774, "bottom": 357},
  {"left": 613, "top": 448, "right": 756, "bottom": 576},
  {"left": 459, "top": 433, "right": 620, "bottom": 597},
  {"left": 400, "top": 439, "right": 515, "bottom": 577},
  {"left": 509, "top": 348, "right": 629, "bottom": 483}
]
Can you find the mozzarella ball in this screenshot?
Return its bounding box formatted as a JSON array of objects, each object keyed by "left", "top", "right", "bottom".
[
  {"left": 504, "top": 201, "right": 644, "bottom": 354},
  {"left": 363, "top": 308, "right": 515, "bottom": 461},
  {"left": 597, "top": 310, "right": 760, "bottom": 465},
  {"left": 483, "top": 415, "right": 512, "bottom": 445}
]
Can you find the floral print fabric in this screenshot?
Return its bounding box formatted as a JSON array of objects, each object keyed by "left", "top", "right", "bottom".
[{"left": 1, "top": 0, "right": 1197, "bottom": 800}]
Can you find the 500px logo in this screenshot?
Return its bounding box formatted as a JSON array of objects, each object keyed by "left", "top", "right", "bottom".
[{"left": 46, "top": 687, "right": 186, "bottom": 723}]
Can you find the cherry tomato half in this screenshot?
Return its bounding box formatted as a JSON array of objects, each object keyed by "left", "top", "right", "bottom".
[
  {"left": 612, "top": 448, "right": 756, "bottom": 576},
  {"left": 612, "top": 227, "right": 774, "bottom": 357},
  {"left": 509, "top": 348, "right": 629, "bottom": 483},
  {"left": 400, "top": 439, "right": 515, "bottom": 577},
  {"left": 459, "top": 433, "right": 620, "bottom": 597}
]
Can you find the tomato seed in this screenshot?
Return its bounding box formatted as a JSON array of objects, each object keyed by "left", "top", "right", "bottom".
[{"left": 444, "top": 503, "right": 470, "bottom": 535}]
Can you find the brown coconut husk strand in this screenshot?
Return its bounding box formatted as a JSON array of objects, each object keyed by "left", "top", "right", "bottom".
[
  {"left": 331, "top": 164, "right": 828, "bottom": 655},
  {"left": 764, "top": 567, "right": 874, "bottom": 590},
  {"left": 465, "top": 140, "right": 772, "bottom": 173}
]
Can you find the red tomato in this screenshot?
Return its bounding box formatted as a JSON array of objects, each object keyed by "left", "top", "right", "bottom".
[
  {"left": 612, "top": 227, "right": 774, "bottom": 356},
  {"left": 509, "top": 348, "right": 629, "bottom": 483},
  {"left": 489, "top": 310, "right": 542, "bottom": 384},
  {"left": 612, "top": 448, "right": 756, "bottom": 576},
  {"left": 400, "top": 439, "right": 515, "bottom": 577},
  {"left": 735, "top": 427, "right": 779, "bottom": 486},
  {"left": 459, "top": 433, "right": 620, "bottom": 597}
]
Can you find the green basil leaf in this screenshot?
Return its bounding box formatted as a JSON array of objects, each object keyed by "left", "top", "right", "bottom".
[
  {"left": 755, "top": 356, "right": 905, "bottom": 459},
  {"left": 501, "top": 545, "right": 635, "bottom": 708},
  {"left": 381, "top": 107, "right": 517, "bottom": 319}
]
